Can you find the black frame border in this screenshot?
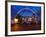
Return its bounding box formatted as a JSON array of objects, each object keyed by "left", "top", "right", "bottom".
[{"left": 5, "top": 1, "right": 45, "bottom": 36}]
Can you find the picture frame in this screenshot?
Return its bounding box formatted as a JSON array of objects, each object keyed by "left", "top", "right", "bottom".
[{"left": 5, "top": 1, "right": 45, "bottom": 36}]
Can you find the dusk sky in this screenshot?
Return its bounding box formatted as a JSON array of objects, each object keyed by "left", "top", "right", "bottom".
[{"left": 11, "top": 5, "right": 41, "bottom": 19}]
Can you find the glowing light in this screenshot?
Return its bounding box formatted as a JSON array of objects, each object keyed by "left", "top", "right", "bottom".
[
  {"left": 14, "top": 18, "right": 18, "bottom": 23},
  {"left": 28, "top": 18, "right": 32, "bottom": 21}
]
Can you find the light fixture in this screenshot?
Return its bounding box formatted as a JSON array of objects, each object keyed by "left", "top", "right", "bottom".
[{"left": 14, "top": 18, "right": 18, "bottom": 23}]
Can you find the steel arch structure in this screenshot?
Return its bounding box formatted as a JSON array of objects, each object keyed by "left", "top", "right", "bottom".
[{"left": 15, "top": 8, "right": 38, "bottom": 17}]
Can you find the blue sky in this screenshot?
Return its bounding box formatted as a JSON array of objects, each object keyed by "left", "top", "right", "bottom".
[{"left": 11, "top": 5, "right": 41, "bottom": 19}]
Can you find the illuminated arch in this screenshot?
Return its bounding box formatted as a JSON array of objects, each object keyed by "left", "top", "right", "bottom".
[{"left": 15, "top": 8, "right": 38, "bottom": 17}]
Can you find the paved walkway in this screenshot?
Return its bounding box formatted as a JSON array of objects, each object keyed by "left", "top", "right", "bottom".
[{"left": 11, "top": 24, "right": 41, "bottom": 31}]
